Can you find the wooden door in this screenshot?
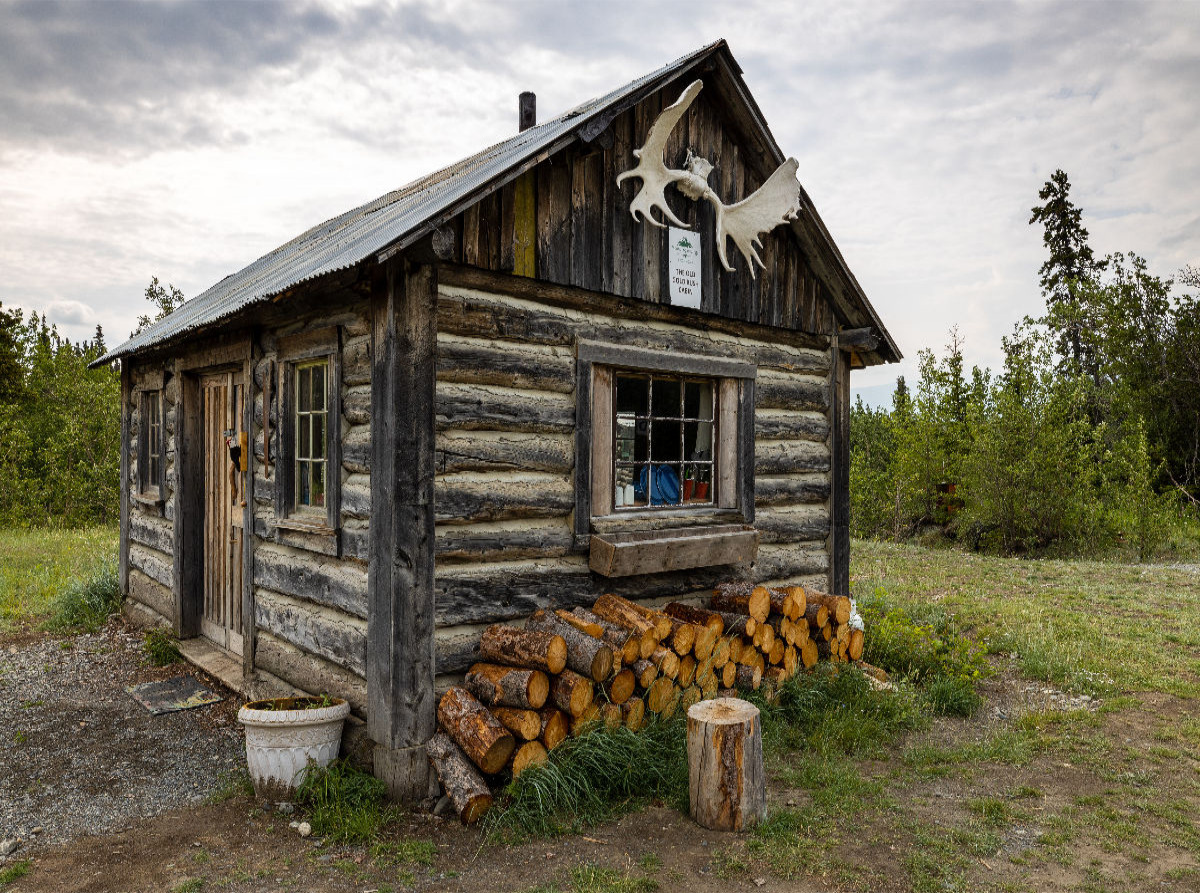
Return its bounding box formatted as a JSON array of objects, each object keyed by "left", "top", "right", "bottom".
[{"left": 199, "top": 371, "right": 244, "bottom": 655}]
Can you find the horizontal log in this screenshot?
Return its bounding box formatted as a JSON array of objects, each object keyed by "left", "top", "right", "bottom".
[
  {"left": 434, "top": 473, "right": 573, "bottom": 525},
  {"left": 129, "top": 543, "right": 172, "bottom": 589},
  {"left": 254, "top": 518, "right": 340, "bottom": 558},
  {"left": 435, "top": 623, "right": 489, "bottom": 675},
  {"left": 433, "top": 557, "right": 745, "bottom": 626},
  {"left": 128, "top": 568, "right": 173, "bottom": 621},
  {"left": 129, "top": 513, "right": 173, "bottom": 555},
  {"left": 435, "top": 429, "right": 573, "bottom": 476},
  {"left": 437, "top": 333, "right": 575, "bottom": 394},
  {"left": 253, "top": 544, "right": 369, "bottom": 620},
  {"left": 756, "top": 370, "right": 828, "bottom": 412},
  {"left": 435, "top": 519, "right": 575, "bottom": 564},
  {"left": 755, "top": 439, "right": 830, "bottom": 475},
  {"left": 343, "top": 385, "right": 371, "bottom": 426},
  {"left": 754, "top": 409, "right": 829, "bottom": 442},
  {"left": 254, "top": 631, "right": 367, "bottom": 718},
  {"left": 255, "top": 589, "right": 367, "bottom": 677},
  {"left": 342, "top": 425, "right": 372, "bottom": 474},
  {"left": 342, "top": 475, "right": 371, "bottom": 520},
  {"left": 752, "top": 543, "right": 830, "bottom": 583},
  {"left": 754, "top": 474, "right": 830, "bottom": 507},
  {"left": 342, "top": 337, "right": 371, "bottom": 386},
  {"left": 436, "top": 277, "right": 831, "bottom": 364},
  {"left": 754, "top": 506, "right": 831, "bottom": 544},
  {"left": 436, "top": 381, "right": 574, "bottom": 434},
  {"left": 342, "top": 524, "right": 370, "bottom": 562}
]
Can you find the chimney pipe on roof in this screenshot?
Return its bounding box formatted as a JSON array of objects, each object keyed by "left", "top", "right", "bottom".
[{"left": 519, "top": 91, "right": 536, "bottom": 132}]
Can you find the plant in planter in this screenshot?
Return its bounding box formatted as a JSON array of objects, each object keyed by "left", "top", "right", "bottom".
[
  {"left": 682, "top": 466, "right": 695, "bottom": 502},
  {"left": 695, "top": 468, "right": 710, "bottom": 501},
  {"left": 237, "top": 695, "right": 351, "bottom": 799}
]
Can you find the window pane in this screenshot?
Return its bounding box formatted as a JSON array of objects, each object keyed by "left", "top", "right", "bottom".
[
  {"left": 298, "top": 411, "right": 311, "bottom": 459},
  {"left": 685, "top": 420, "right": 713, "bottom": 461},
  {"left": 651, "top": 378, "right": 681, "bottom": 417},
  {"left": 650, "top": 418, "right": 683, "bottom": 462},
  {"left": 298, "top": 461, "right": 310, "bottom": 505},
  {"left": 298, "top": 366, "right": 311, "bottom": 413},
  {"left": 311, "top": 364, "right": 325, "bottom": 412},
  {"left": 684, "top": 380, "right": 713, "bottom": 420},
  {"left": 615, "top": 414, "right": 636, "bottom": 463},
  {"left": 312, "top": 461, "right": 325, "bottom": 507},
  {"left": 313, "top": 413, "right": 326, "bottom": 460},
  {"left": 616, "top": 375, "right": 649, "bottom": 416}
]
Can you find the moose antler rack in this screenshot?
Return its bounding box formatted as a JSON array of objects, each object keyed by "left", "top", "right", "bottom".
[{"left": 615, "top": 80, "right": 804, "bottom": 278}]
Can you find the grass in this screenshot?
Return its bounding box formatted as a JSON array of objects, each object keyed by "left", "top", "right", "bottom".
[
  {"left": 143, "top": 628, "right": 182, "bottom": 665},
  {"left": 0, "top": 860, "right": 31, "bottom": 887},
  {"left": 295, "top": 761, "right": 405, "bottom": 844},
  {"left": 0, "top": 526, "right": 118, "bottom": 631}
]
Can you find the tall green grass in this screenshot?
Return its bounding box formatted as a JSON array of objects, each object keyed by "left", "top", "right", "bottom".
[
  {"left": 43, "top": 561, "right": 121, "bottom": 633},
  {"left": 0, "top": 525, "right": 117, "bottom": 630},
  {"left": 295, "top": 760, "right": 403, "bottom": 844}
]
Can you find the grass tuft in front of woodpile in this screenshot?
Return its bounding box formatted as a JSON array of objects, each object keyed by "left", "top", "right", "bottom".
[
  {"left": 295, "top": 760, "right": 404, "bottom": 844},
  {"left": 143, "top": 628, "right": 182, "bottom": 666},
  {"left": 43, "top": 560, "right": 121, "bottom": 633},
  {"left": 484, "top": 716, "right": 688, "bottom": 841}
]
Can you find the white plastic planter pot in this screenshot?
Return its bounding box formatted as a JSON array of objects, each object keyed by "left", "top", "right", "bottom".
[{"left": 237, "top": 696, "right": 351, "bottom": 799}]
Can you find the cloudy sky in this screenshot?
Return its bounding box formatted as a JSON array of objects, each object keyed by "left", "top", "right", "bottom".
[{"left": 2, "top": 0, "right": 1197, "bottom": 402}]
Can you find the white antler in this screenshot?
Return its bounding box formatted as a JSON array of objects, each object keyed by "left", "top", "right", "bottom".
[
  {"left": 615, "top": 80, "right": 703, "bottom": 228},
  {"left": 709, "top": 158, "right": 803, "bottom": 278}
]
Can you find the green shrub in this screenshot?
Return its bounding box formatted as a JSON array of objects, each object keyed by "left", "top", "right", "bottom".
[
  {"left": 922, "top": 674, "right": 982, "bottom": 717},
  {"left": 43, "top": 561, "right": 120, "bottom": 632},
  {"left": 295, "top": 760, "right": 401, "bottom": 844},
  {"left": 484, "top": 717, "right": 688, "bottom": 841},
  {"left": 143, "top": 628, "right": 182, "bottom": 666},
  {"left": 857, "top": 590, "right": 990, "bottom": 686}
]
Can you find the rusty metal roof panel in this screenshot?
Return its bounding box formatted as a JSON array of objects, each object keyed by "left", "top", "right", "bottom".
[{"left": 96, "top": 41, "right": 724, "bottom": 365}]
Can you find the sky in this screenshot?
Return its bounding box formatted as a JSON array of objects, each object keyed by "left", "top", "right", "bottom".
[{"left": 2, "top": 0, "right": 1198, "bottom": 405}]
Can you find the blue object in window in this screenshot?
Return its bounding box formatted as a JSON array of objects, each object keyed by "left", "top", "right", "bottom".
[{"left": 634, "top": 465, "right": 681, "bottom": 506}]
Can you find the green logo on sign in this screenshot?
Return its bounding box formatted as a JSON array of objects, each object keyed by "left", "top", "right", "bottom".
[{"left": 677, "top": 236, "right": 693, "bottom": 249}]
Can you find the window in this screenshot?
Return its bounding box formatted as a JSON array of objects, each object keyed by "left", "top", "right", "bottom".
[
  {"left": 294, "top": 360, "right": 328, "bottom": 512},
  {"left": 614, "top": 373, "right": 715, "bottom": 509},
  {"left": 276, "top": 327, "right": 341, "bottom": 531},
  {"left": 575, "top": 341, "right": 757, "bottom": 539},
  {"left": 138, "top": 389, "right": 165, "bottom": 500}
]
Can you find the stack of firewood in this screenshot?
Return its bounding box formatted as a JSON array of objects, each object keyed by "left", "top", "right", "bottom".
[{"left": 427, "top": 583, "right": 865, "bottom": 824}]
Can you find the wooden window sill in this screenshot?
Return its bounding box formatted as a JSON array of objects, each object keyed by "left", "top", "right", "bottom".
[
  {"left": 589, "top": 523, "right": 759, "bottom": 578},
  {"left": 131, "top": 492, "right": 165, "bottom": 507},
  {"left": 272, "top": 517, "right": 338, "bottom": 537}
]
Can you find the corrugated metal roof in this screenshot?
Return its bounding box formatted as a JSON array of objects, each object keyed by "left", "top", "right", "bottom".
[{"left": 96, "top": 41, "right": 725, "bottom": 365}]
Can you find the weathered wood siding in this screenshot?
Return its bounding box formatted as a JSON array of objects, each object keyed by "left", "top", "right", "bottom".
[
  {"left": 247, "top": 299, "right": 372, "bottom": 716},
  {"left": 433, "top": 276, "right": 834, "bottom": 674},
  {"left": 124, "top": 361, "right": 176, "bottom": 628},
  {"left": 439, "top": 79, "right": 838, "bottom": 336}
]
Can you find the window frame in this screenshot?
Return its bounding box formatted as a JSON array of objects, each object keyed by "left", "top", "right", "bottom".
[
  {"left": 276, "top": 327, "right": 342, "bottom": 533},
  {"left": 136, "top": 386, "right": 167, "bottom": 503},
  {"left": 574, "top": 340, "right": 756, "bottom": 544}
]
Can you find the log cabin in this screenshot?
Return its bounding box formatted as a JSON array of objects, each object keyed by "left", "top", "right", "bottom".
[{"left": 94, "top": 40, "right": 900, "bottom": 799}]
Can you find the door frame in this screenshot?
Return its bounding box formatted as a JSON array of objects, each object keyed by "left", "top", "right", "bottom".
[{"left": 173, "top": 338, "right": 255, "bottom": 672}]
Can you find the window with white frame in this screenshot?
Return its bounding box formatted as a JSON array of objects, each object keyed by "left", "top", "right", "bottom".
[
  {"left": 138, "top": 389, "right": 165, "bottom": 499},
  {"left": 293, "top": 359, "right": 329, "bottom": 512}
]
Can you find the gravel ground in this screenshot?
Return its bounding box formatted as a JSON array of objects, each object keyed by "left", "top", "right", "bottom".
[{"left": 0, "top": 623, "right": 244, "bottom": 857}]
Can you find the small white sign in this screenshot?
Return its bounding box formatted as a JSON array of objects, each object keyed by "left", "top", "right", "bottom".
[{"left": 668, "top": 227, "right": 702, "bottom": 309}]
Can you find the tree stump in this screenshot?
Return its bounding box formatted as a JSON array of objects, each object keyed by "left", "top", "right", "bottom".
[
  {"left": 427, "top": 730, "right": 492, "bottom": 825},
  {"left": 686, "top": 697, "right": 766, "bottom": 832}
]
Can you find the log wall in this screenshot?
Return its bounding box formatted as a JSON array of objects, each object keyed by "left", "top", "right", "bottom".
[{"left": 433, "top": 276, "right": 833, "bottom": 675}]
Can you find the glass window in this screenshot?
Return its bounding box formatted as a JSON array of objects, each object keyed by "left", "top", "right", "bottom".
[
  {"left": 613, "top": 373, "right": 714, "bottom": 510},
  {"left": 294, "top": 360, "right": 329, "bottom": 511},
  {"left": 141, "top": 390, "right": 163, "bottom": 495}
]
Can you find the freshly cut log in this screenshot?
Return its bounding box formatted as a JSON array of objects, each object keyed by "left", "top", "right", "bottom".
[
  {"left": 437, "top": 687, "right": 515, "bottom": 775},
  {"left": 735, "top": 663, "right": 762, "bottom": 691},
  {"left": 591, "top": 595, "right": 660, "bottom": 657},
  {"left": 550, "top": 669, "right": 594, "bottom": 718},
  {"left": 664, "top": 602, "right": 725, "bottom": 636},
  {"left": 818, "top": 622, "right": 832, "bottom": 642},
  {"left": 630, "top": 658, "right": 658, "bottom": 689},
  {"left": 571, "top": 702, "right": 600, "bottom": 735},
  {"left": 768, "top": 640, "right": 784, "bottom": 666},
  {"left": 510, "top": 740, "right": 549, "bottom": 777},
  {"left": 816, "top": 638, "right": 834, "bottom": 661},
  {"left": 800, "top": 638, "right": 819, "bottom": 669},
  {"left": 783, "top": 644, "right": 798, "bottom": 676},
  {"left": 715, "top": 611, "right": 754, "bottom": 638},
  {"left": 660, "top": 687, "right": 683, "bottom": 719},
  {"left": 805, "top": 591, "right": 851, "bottom": 625},
  {"left": 650, "top": 646, "right": 680, "bottom": 679},
  {"left": 604, "top": 667, "right": 636, "bottom": 704},
  {"left": 427, "top": 731, "right": 492, "bottom": 825},
  {"left": 764, "top": 666, "right": 788, "bottom": 686},
  {"left": 627, "top": 602, "right": 674, "bottom": 641},
  {"left": 721, "top": 659, "right": 737, "bottom": 688},
  {"left": 834, "top": 622, "right": 850, "bottom": 646},
  {"left": 645, "top": 677, "right": 676, "bottom": 713},
  {"left": 664, "top": 618, "right": 697, "bottom": 656},
  {"left": 804, "top": 604, "right": 829, "bottom": 629},
  {"left": 727, "top": 636, "right": 744, "bottom": 665},
  {"left": 701, "top": 671, "right": 719, "bottom": 700},
  {"left": 555, "top": 608, "right": 632, "bottom": 667},
  {"left": 712, "top": 584, "right": 770, "bottom": 623},
  {"left": 766, "top": 588, "right": 791, "bottom": 619},
  {"left": 694, "top": 655, "right": 714, "bottom": 687},
  {"left": 848, "top": 628, "right": 865, "bottom": 661},
  {"left": 710, "top": 636, "right": 731, "bottom": 669},
  {"left": 569, "top": 607, "right": 641, "bottom": 664},
  {"left": 783, "top": 585, "right": 806, "bottom": 619},
  {"left": 755, "top": 623, "right": 775, "bottom": 654},
  {"left": 491, "top": 707, "right": 541, "bottom": 741},
  {"left": 596, "top": 702, "right": 620, "bottom": 729},
  {"left": 539, "top": 706, "right": 570, "bottom": 751},
  {"left": 527, "top": 609, "right": 613, "bottom": 681},
  {"left": 678, "top": 654, "right": 697, "bottom": 687},
  {"left": 686, "top": 698, "right": 766, "bottom": 831},
  {"left": 680, "top": 684, "right": 702, "bottom": 712},
  {"left": 478, "top": 625, "right": 567, "bottom": 675},
  {"left": 464, "top": 663, "right": 549, "bottom": 710},
  {"left": 622, "top": 696, "right": 645, "bottom": 731},
  {"left": 692, "top": 625, "right": 717, "bottom": 661},
  {"left": 737, "top": 640, "right": 757, "bottom": 667}
]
